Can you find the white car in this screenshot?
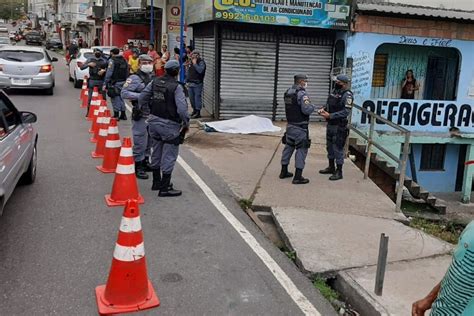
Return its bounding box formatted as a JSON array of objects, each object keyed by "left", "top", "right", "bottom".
[{"left": 68, "top": 48, "right": 93, "bottom": 88}]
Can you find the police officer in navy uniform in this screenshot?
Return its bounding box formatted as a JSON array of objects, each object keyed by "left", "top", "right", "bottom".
[
  {"left": 104, "top": 48, "right": 129, "bottom": 120},
  {"left": 81, "top": 48, "right": 107, "bottom": 116},
  {"left": 138, "top": 60, "right": 190, "bottom": 197},
  {"left": 318, "top": 74, "right": 353, "bottom": 181},
  {"left": 121, "top": 54, "right": 155, "bottom": 180},
  {"left": 280, "top": 74, "right": 316, "bottom": 184}
]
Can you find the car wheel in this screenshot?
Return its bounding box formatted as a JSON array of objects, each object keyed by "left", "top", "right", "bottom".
[
  {"left": 44, "top": 87, "right": 54, "bottom": 95},
  {"left": 21, "top": 144, "right": 37, "bottom": 185},
  {"left": 73, "top": 76, "right": 82, "bottom": 89}
]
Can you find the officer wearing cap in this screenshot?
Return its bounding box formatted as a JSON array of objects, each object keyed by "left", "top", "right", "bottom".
[
  {"left": 104, "top": 47, "right": 129, "bottom": 120},
  {"left": 121, "top": 54, "right": 155, "bottom": 180},
  {"left": 80, "top": 48, "right": 107, "bottom": 116},
  {"left": 318, "top": 74, "right": 353, "bottom": 181},
  {"left": 280, "top": 74, "right": 317, "bottom": 184},
  {"left": 138, "top": 60, "right": 190, "bottom": 197},
  {"left": 186, "top": 50, "right": 206, "bottom": 119}
]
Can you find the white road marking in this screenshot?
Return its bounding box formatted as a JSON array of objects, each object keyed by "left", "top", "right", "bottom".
[{"left": 177, "top": 156, "right": 321, "bottom": 316}]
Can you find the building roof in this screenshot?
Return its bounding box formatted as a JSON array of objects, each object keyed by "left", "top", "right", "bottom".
[{"left": 356, "top": 0, "right": 474, "bottom": 21}]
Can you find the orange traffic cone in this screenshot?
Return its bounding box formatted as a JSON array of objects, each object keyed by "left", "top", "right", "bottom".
[
  {"left": 105, "top": 137, "right": 144, "bottom": 206},
  {"left": 87, "top": 87, "right": 101, "bottom": 121},
  {"left": 95, "top": 200, "right": 160, "bottom": 314},
  {"left": 97, "top": 118, "right": 121, "bottom": 173},
  {"left": 89, "top": 104, "right": 106, "bottom": 134},
  {"left": 90, "top": 109, "right": 105, "bottom": 143},
  {"left": 81, "top": 77, "right": 89, "bottom": 108},
  {"left": 92, "top": 110, "right": 111, "bottom": 158}
]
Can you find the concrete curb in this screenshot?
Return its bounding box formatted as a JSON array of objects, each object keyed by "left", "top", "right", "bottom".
[{"left": 334, "top": 271, "right": 390, "bottom": 316}]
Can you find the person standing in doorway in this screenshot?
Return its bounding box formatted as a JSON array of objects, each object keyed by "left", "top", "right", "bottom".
[
  {"left": 104, "top": 48, "right": 129, "bottom": 120},
  {"left": 401, "top": 69, "right": 420, "bottom": 99},
  {"left": 280, "top": 74, "right": 316, "bottom": 184},
  {"left": 186, "top": 50, "right": 206, "bottom": 119},
  {"left": 318, "top": 75, "right": 353, "bottom": 181}
]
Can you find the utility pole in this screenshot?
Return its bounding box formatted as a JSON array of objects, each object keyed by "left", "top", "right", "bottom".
[
  {"left": 179, "top": 0, "right": 185, "bottom": 82},
  {"left": 150, "top": 0, "right": 154, "bottom": 44}
]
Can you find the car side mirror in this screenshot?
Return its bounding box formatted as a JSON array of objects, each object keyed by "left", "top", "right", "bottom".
[
  {"left": 51, "top": 57, "right": 58, "bottom": 62},
  {"left": 20, "top": 111, "right": 37, "bottom": 124}
]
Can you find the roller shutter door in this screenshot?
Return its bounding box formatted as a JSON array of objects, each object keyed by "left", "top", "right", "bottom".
[
  {"left": 219, "top": 40, "right": 277, "bottom": 119},
  {"left": 275, "top": 43, "right": 333, "bottom": 120},
  {"left": 194, "top": 37, "right": 216, "bottom": 115}
]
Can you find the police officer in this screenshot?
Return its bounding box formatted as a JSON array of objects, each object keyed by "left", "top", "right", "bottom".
[
  {"left": 81, "top": 48, "right": 107, "bottom": 116},
  {"left": 104, "top": 48, "right": 129, "bottom": 120},
  {"left": 121, "top": 54, "right": 155, "bottom": 180},
  {"left": 318, "top": 74, "right": 353, "bottom": 181},
  {"left": 186, "top": 50, "right": 206, "bottom": 119},
  {"left": 280, "top": 74, "right": 316, "bottom": 185},
  {"left": 138, "top": 60, "right": 190, "bottom": 197}
]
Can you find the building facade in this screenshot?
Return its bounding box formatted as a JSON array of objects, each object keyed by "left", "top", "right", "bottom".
[{"left": 346, "top": 1, "right": 474, "bottom": 201}]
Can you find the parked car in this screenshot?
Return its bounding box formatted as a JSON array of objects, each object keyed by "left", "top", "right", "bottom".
[
  {"left": 45, "top": 38, "right": 63, "bottom": 50},
  {"left": 25, "top": 31, "right": 42, "bottom": 45},
  {"left": 0, "top": 37, "right": 10, "bottom": 48},
  {"left": 0, "top": 46, "right": 57, "bottom": 95},
  {"left": 0, "top": 89, "right": 37, "bottom": 215},
  {"left": 69, "top": 48, "right": 93, "bottom": 88}
]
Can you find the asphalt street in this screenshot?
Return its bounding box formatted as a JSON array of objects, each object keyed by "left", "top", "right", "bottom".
[{"left": 0, "top": 50, "right": 335, "bottom": 315}]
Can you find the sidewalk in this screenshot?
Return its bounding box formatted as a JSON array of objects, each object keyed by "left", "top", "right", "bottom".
[{"left": 184, "top": 121, "right": 453, "bottom": 315}]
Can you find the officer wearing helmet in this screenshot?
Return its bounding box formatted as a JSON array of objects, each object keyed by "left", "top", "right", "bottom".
[
  {"left": 138, "top": 60, "right": 190, "bottom": 197},
  {"left": 280, "top": 74, "right": 317, "bottom": 185},
  {"left": 80, "top": 48, "right": 107, "bottom": 116},
  {"left": 121, "top": 54, "right": 155, "bottom": 180},
  {"left": 318, "top": 74, "right": 353, "bottom": 181}
]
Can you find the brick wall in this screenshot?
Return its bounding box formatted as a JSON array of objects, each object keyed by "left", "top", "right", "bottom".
[{"left": 352, "top": 13, "right": 474, "bottom": 41}]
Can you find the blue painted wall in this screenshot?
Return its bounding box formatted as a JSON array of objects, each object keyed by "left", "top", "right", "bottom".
[{"left": 406, "top": 143, "right": 460, "bottom": 192}]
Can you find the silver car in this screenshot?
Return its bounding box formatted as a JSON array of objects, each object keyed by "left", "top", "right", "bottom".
[
  {"left": 0, "top": 46, "right": 57, "bottom": 95},
  {"left": 0, "top": 90, "right": 37, "bottom": 215}
]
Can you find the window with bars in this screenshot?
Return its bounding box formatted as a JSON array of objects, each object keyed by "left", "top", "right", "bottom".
[
  {"left": 420, "top": 144, "right": 446, "bottom": 171},
  {"left": 372, "top": 54, "right": 388, "bottom": 87}
]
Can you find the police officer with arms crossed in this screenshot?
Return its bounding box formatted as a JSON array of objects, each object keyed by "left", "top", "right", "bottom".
[
  {"left": 81, "top": 48, "right": 107, "bottom": 117},
  {"left": 318, "top": 74, "right": 353, "bottom": 181},
  {"left": 138, "top": 60, "right": 190, "bottom": 197},
  {"left": 103, "top": 48, "right": 129, "bottom": 120},
  {"left": 279, "top": 74, "right": 317, "bottom": 185},
  {"left": 121, "top": 54, "right": 155, "bottom": 180}
]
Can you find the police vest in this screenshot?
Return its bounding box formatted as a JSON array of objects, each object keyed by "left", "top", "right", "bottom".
[
  {"left": 284, "top": 85, "right": 310, "bottom": 124},
  {"left": 89, "top": 58, "right": 107, "bottom": 81},
  {"left": 111, "top": 56, "right": 128, "bottom": 82},
  {"left": 150, "top": 75, "right": 181, "bottom": 123},
  {"left": 187, "top": 59, "right": 205, "bottom": 83},
  {"left": 327, "top": 89, "right": 351, "bottom": 126}
]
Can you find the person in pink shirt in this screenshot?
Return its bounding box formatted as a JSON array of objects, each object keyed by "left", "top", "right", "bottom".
[{"left": 147, "top": 43, "right": 159, "bottom": 61}]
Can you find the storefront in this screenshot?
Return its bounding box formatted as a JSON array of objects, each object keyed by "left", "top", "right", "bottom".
[
  {"left": 346, "top": 3, "right": 474, "bottom": 200},
  {"left": 187, "top": 0, "right": 353, "bottom": 119}
]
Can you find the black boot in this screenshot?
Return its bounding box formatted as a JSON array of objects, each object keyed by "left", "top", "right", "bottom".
[
  {"left": 279, "top": 165, "right": 293, "bottom": 179},
  {"left": 158, "top": 173, "right": 182, "bottom": 197},
  {"left": 135, "top": 161, "right": 149, "bottom": 180},
  {"left": 191, "top": 111, "right": 201, "bottom": 119},
  {"left": 319, "top": 159, "right": 336, "bottom": 174},
  {"left": 190, "top": 109, "right": 197, "bottom": 117},
  {"left": 151, "top": 169, "right": 161, "bottom": 191},
  {"left": 119, "top": 111, "right": 127, "bottom": 120},
  {"left": 329, "top": 165, "right": 343, "bottom": 181},
  {"left": 113, "top": 110, "right": 119, "bottom": 119},
  {"left": 143, "top": 158, "right": 152, "bottom": 172},
  {"left": 292, "top": 168, "right": 310, "bottom": 185}
]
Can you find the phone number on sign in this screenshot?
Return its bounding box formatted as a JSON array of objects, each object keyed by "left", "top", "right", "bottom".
[{"left": 216, "top": 11, "right": 276, "bottom": 23}]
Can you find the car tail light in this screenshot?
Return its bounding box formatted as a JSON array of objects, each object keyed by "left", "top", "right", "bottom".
[
  {"left": 40, "top": 64, "right": 53, "bottom": 73},
  {"left": 0, "top": 65, "right": 3, "bottom": 72},
  {"left": 77, "top": 61, "right": 84, "bottom": 68}
]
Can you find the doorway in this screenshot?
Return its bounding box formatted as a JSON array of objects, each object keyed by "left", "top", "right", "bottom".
[
  {"left": 424, "top": 56, "right": 458, "bottom": 101},
  {"left": 455, "top": 144, "right": 467, "bottom": 191}
]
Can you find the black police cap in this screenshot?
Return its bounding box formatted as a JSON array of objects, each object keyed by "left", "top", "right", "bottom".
[{"left": 294, "top": 74, "right": 308, "bottom": 81}]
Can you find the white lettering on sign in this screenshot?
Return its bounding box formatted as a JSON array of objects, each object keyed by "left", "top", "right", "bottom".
[{"left": 398, "top": 36, "right": 452, "bottom": 47}]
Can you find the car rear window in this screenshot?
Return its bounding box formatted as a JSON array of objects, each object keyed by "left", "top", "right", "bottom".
[
  {"left": 0, "top": 50, "right": 44, "bottom": 62},
  {"left": 83, "top": 52, "right": 94, "bottom": 59}
]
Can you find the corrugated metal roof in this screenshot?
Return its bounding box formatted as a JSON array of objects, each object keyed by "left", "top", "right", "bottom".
[{"left": 356, "top": 1, "right": 474, "bottom": 21}]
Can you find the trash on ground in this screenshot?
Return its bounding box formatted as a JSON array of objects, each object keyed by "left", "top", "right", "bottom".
[{"left": 202, "top": 115, "right": 281, "bottom": 134}]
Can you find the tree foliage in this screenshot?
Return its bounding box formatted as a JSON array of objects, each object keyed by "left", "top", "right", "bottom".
[{"left": 0, "top": 0, "right": 25, "bottom": 21}]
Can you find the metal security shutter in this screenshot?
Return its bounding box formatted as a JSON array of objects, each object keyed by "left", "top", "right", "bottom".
[
  {"left": 220, "top": 40, "right": 277, "bottom": 119},
  {"left": 276, "top": 43, "right": 333, "bottom": 120},
  {"left": 194, "top": 36, "right": 216, "bottom": 115}
]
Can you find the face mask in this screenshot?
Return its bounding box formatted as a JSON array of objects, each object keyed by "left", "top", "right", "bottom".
[
  {"left": 303, "top": 83, "right": 308, "bottom": 89},
  {"left": 140, "top": 64, "right": 154, "bottom": 73},
  {"left": 95, "top": 53, "right": 101, "bottom": 58},
  {"left": 335, "top": 83, "right": 343, "bottom": 89}
]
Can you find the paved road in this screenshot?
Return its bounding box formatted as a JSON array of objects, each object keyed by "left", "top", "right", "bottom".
[{"left": 0, "top": 51, "right": 335, "bottom": 315}]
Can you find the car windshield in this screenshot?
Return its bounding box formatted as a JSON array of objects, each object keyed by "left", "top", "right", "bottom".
[
  {"left": 0, "top": 50, "right": 44, "bottom": 62},
  {"left": 28, "top": 32, "right": 40, "bottom": 36}
]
